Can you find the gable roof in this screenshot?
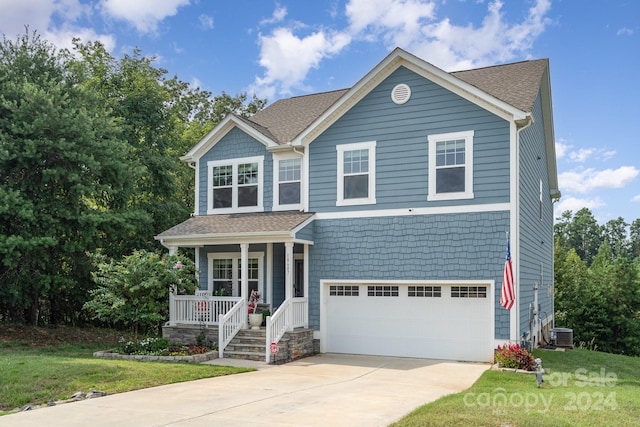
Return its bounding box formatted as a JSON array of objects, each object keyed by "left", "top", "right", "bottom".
[
  {"left": 452, "top": 59, "right": 549, "bottom": 113},
  {"left": 249, "top": 89, "right": 349, "bottom": 144},
  {"left": 183, "top": 49, "right": 554, "bottom": 182}
]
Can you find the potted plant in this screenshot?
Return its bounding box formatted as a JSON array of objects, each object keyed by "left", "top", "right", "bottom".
[{"left": 248, "top": 290, "right": 262, "bottom": 330}]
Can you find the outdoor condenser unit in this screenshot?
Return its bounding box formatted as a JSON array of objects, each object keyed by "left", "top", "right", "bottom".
[{"left": 550, "top": 328, "right": 574, "bottom": 348}]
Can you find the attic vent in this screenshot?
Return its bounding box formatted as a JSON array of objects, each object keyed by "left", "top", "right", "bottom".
[{"left": 391, "top": 83, "right": 411, "bottom": 104}]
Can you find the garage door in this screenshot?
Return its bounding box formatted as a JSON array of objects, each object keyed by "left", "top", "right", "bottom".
[{"left": 323, "top": 282, "right": 492, "bottom": 362}]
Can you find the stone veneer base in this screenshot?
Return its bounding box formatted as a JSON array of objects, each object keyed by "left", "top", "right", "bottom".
[{"left": 93, "top": 349, "right": 218, "bottom": 364}]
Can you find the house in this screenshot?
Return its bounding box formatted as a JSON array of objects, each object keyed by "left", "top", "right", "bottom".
[{"left": 156, "top": 47, "right": 560, "bottom": 363}]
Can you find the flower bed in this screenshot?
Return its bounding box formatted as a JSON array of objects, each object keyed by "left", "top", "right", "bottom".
[{"left": 93, "top": 337, "right": 219, "bottom": 363}]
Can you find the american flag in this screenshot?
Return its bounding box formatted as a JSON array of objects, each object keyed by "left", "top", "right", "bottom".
[{"left": 500, "top": 237, "right": 515, "bottom": 310}]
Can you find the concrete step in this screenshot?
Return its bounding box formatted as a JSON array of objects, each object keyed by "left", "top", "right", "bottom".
[{"left": 223, "top": 350, "right": 266, "bottom": 361}]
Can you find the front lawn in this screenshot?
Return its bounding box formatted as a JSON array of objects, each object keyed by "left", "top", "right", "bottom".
[
  {"left": 392, "top": 348, "right": 640, "bottom": 426},
  {"left": 0, "top": 328, "right": 251, "bottom": 414}
]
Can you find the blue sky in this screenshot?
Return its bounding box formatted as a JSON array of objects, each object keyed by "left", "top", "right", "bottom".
[{"left": 1, "top": 0, "right": 638, "bottom": 225}]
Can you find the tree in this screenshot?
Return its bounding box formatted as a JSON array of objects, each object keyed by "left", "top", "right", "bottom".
[
  {"left": 84, "top": 250, "right": 198, "bottom": 336},
  {"left": 554, "top": 208, "right": 602, "bottom": 265},
  {"left": 72, "top": 40, "right": 267, "bottom": 255},
  {"left": 0, "top": 32, "right": 136, "bottom": 324},
  {"left": 630, "top": 219, "right": 640, "bottom": 259},
  {"left": 602, "top": 217, "right": 629, "bottom": 259}
]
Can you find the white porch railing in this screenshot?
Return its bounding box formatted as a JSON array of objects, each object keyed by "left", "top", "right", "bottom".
[
  {"left": 265, "top": 297, "right": 308, "bottom": 363},
  {"left": 219, "top": 298, "right": 247, "bottom": 358},
  {"left": 168, "top": 294, "right": 240, "bottom": 326}
]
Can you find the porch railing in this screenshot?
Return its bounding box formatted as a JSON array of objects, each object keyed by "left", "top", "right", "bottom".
[
  {"left": 219, "top": 298, "right": 247, "bottom": 358},
  {"left": 265, "top": 297, "right": 308, "bottom": 363},
  {"left": 168, "top": 294, "right": 240, "bottom": 326}
]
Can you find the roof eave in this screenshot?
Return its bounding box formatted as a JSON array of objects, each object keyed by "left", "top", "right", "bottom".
[
  {"left": 181, "top": 115, "right": 279, "bottom": 162},
  {"left": 293, "top": 48, "right": 528, "bottom": 146}
]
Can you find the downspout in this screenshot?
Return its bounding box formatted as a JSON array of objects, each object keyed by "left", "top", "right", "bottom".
[{"left": 514, "top": 114, "right": 533, "bottom": 346}]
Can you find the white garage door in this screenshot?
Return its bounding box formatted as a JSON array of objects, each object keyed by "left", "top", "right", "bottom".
[{"left": 324, "top": 282, "right": 493, "bottom": 362}]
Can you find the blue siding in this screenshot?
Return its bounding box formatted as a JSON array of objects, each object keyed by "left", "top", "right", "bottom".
[
  {"left": 518, "top": 91, "right": 555, "bottom": 339},
  {"left": 197, "top": 127, "right": 273, "bottom": 214},
  {"left": 294, "top": 221, "right": 315, "bottom": 242},
  {"left": 307, "top": 212, "right": 511, "bottom": 339},
  {"left": 309, "top": 66, "right": 511, "bottom": 212}
]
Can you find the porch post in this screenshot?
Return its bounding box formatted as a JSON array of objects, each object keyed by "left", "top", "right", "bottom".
[
  {"left": 266, "top": 243, "right": 273, "bottom": 308},
  {"left": 240, "top": 242, "right": 249, "bottom": 328},
  {"left": 285, "top": 242, "right": 294, "bottom": 331},
  {"left": 167, "top": 245, "right": 178, "bottom": 256},
  {"left": 285, "top": 242, "right": 294, "bottom": 300}
]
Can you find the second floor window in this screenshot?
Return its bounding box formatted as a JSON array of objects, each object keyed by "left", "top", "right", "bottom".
[
  {"left": 428, "top": 131, "right": 474, "bottom": 201},
  {"left": 278, "top": 158, "right": 301, "bottom": 205},
  {"left": 336, "top": 141, "right": 376, "bottom": 206},
  {"left": 208, "top": 156, "right": 264, "bottom": 213}
]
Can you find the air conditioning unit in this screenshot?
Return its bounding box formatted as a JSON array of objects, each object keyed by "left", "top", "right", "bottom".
[{"left": 550, "top": 328, "right": 573, "bottom": 348}]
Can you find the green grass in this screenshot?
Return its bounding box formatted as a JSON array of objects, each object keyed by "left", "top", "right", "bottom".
[
  {"left": 0, "top": 341, "right": 252, "bottom": 414},
  {"left": 391, "top": 348, "right": 640, "bottom": 426}
]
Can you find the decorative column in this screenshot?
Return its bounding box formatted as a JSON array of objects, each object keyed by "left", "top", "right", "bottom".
[
  {"left": 285, "top": 242, "right": 294, "bottom": 300},
  {"left": 285, "top": 242, "right": 294, "bottom": 331},
  {"left": 240, "top": 243, "right": 249, "bottom": 328}
]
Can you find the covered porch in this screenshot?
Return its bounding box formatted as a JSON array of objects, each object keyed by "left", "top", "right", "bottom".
[{"left": 155, "top": 211, "right": 315, "bottom": 363}]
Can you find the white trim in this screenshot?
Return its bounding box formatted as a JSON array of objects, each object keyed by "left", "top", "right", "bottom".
[
  {"left": 207, "top": 251, "right": 263, "bottom": 297},
  {"left": 272, "top": 152, "right": 303, "bottom": 211},
  {"left": 336, "top": 141, "right": 376, "bottom": 206},
  {"left": 294, "top": 48, "right": 526, "bottom": 147},
  {"left": 314, "top": 202, "right": 509, "bottom": 220},
  {"left": 207, "top": 156, "right": 264, "bottom": 214},
  {"left": 511, "top": 121, "right": 520, "bottom": 342},
  {"left": 427, "top": 130, "right": 474, "bottom": 201},
  {"left": 319, "top": 279, "right": 494, "bottom": 359},
  {"left": 194, "top": 159, "right": 201, "bottom": 215},
  {"left": 181, "top": 115, "right": 277, "bottom": 162}
]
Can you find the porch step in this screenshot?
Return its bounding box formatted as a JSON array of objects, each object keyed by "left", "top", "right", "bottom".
[{"left": 223, "top": 328, "right": 267, "bottom": 361}]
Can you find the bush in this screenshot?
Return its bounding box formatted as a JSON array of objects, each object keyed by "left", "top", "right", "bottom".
[
  {"left": 119, "top": 337, "right": 170, "bottom": 355},
  {"left": 495, "top": 343, "right": 535, "bottom": 371}
]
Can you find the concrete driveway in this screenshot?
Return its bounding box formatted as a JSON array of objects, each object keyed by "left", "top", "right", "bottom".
[{"left": 2, "top": 354, "right": 488, "bottom": 427}]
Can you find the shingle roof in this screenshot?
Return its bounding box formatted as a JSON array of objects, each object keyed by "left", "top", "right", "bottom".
[
  {"left": 241, "top": 58, "right": 548, "bottom": 145},
  {"left": 452, "top": 59, "right": 549, "bottom": 113},
  {"left": 156, "top": 211, "right": 314, "bottom": 238},
  {"left": 248, "top": 89, "right": 349, "bottom": 144}
]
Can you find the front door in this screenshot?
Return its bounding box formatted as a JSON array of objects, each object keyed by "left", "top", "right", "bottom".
[{"left": 294, "top": 258, "right": 304, "bottom": 297}]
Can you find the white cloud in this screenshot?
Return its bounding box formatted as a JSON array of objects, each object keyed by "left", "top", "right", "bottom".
[
  {"left": 100, "top": 0, "right": 190, "bottom": 34},
  {"left": 632, "top": 195, "right": 640, "bottom": 203},
  {"left": 260, "top": 6, "right": 288, "bottom": 26},
  {"left": 617, "top": 27, "right": 634, "bottom": 36},
  {"left": 198, "top": 14, "right": 214, "bottom": 30},
  {"left": 555, "top": 196, "right": 604, "bottom": 217},
  {"left": 0, "top": 0, "right": 115, "bottom": 52},
  {"left": 252, "top": 0, "right": 552, "bottom": 98},
  {"left": 559, "top": 166, "right": 640, "bottom": 194},
  {"left": 569, "top": 148, "right": 595, "bottom": 163},
  {"left": 346, "top": 0, "right": 552, "bottom": 71},
  {"left": 555, "top": 140, "right": 569, "bottom": 159},
  {"left": 250, "top": 27, "right": 351, "bottom": 98}
]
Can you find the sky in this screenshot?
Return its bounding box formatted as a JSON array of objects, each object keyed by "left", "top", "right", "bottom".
[{"left": 1, "top": 0, "right": 638, "bottom": 225}]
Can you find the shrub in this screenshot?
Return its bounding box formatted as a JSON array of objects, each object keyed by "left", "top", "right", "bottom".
[{"left": 495, "top": 343, "right": 535, "bottom": 371}]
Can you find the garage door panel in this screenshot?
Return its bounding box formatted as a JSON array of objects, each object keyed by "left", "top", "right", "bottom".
[{"left": 325, "top": 283, "right": 491, "bottom": 362}]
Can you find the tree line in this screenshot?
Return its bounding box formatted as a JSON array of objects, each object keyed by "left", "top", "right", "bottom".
[
  {"left": 0, "top": 31, "right": 265, "bottom": 326},
  {"left": 554, "top": 208, "right": 640, "bottom": 355}
]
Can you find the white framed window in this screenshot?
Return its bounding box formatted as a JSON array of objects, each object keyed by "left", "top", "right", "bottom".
[
  {"left": 208, "top": 252, "right": 263, "bottom": 297},
  {"left": 207, "top": 156, "right": 263, "bottom": 213},
  {"left": 427, "top": 131, "right": 474, "bottom": 201},
  {"left": 273, "top": 155, "right": 302, "bottom": 210},
  {"left": 336, "top": 141, "right": 376, "bottom": 206}
]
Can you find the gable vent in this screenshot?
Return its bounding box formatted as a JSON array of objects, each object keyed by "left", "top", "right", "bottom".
[{"left": 391, "top": 83, "right": 411, "bottom": 105}]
